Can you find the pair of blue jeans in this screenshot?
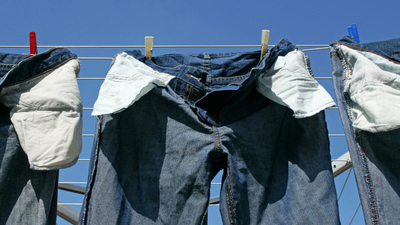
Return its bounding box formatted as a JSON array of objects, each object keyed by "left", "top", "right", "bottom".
[
  {"left": 330, "top": 36, "right": 400, "bottom": 225},
  {"left": 80, "top": 38, "right": 340, "bottom": 224},
  {"left": 0, "top": 48, "right": 81, "bottom": 224}
]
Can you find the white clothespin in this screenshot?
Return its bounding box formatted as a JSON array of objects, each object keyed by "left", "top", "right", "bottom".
[
  {"left": 260, "top": 30, "right": 270, "bottom": 58},
  {"left": 145, "top": 36, "right": 154, "bottom": 59}
]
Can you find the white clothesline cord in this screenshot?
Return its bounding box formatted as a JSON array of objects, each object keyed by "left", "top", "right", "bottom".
[
  {"left": 59, "top": 182, "right": 88, "bottom": 184},
  {"left": 58, "top": 203, "right": 83, "bottom": 206},
  {"left": 81, "top": 107, "right": 340, "bottom": 110},
  {"left": 77, "top": 76, "right": 333, "bottom": 80},
  {"left": 0, "top": 44, "right": 329, "bottom": 48},
  {"left": 81, "top": 133, "right": 345, "bottom": 137}
]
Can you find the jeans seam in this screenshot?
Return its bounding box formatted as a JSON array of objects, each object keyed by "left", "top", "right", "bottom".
[
  {"left": 200, "top": 207, "right": 209, "bottom": 225},
  {"left": 212, "top": 126, "right": 236, "bottom": 224},
  {"left": 200, "top": 162, "right": 213, "bottom": 225},
  {"left": 338, "top": 42, "right": 400, "bottom": 65},
  {"left": 80, "top": 117, "right": 103, "bottom": 224},
  {"left": 1, "top": 57, "right": 78, "bottom": 88},
  {"left": 210, "top": 76, "right": 248, "bottom": 84},
  {"left": 212, "top": 126, "right": 221, "bottom": 150},
  {"left": 225, "top": 167, "right": 236, "bottom": 225},
  {"left": 175, "top": 76, "right": 202, "bottom": 91},
  {"left": 125, "top": 51, "right": 208, "bottom": 73},
  {"left": 337, "top": 47, "right": 352, "bottom": 80},
  {"left": 357, "top": 135, "right": 380, "bottom": 225}
]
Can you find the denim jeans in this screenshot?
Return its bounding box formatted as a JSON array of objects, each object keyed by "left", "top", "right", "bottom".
[
  {"left": 0, "top": 48, "right": 81, "bottom": 224},
  {"left": 330, "top": 36, "right": 400, "bottom": 225},
  {"left": 80, "top": 38, "right": 340, "bottom": 225}
]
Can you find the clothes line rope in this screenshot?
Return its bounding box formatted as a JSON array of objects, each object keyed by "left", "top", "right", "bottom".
[
  {"left": 80, "top": 133, "right": 345, "bottom": 137},
  {"left": 77, "top": 76, "right": 333, "bottom": 80},
  {"left": 82, "top": 107, "right": 340, "bottom": 110},
  {"left": 0, "top": 44, "right": 330, "bottom": 48}
]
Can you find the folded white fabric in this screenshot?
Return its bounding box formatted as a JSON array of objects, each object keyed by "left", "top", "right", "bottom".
[
  {"left": 257, "top": 49, "right": 336, "bottom": 118},
  {"left": 0, "top": 59, "right": 82, "bottom": 170},
  {"left": 338, "top": 45, "right": 400, "bottom": 132},
  {"left": 92, "top": 52, "right": 175, "bottom": 116}
]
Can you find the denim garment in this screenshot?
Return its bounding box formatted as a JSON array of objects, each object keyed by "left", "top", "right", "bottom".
[
  {"left": 0, "top": 48, "right": 83, "bottom": 170},
  {"left": 0, "top": 48, "right": 80, "bottom": 224},
  {"left": 81, "top": 38, "right": 340, "bottom": 225},
  {"left": 92, "top": 42, "right": 335, "bottom": 118},
  {"left": 330, "top": 36, "right": 400, "bottom": 225}
]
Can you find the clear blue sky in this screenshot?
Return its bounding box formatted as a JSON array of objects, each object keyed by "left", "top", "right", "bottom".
[{"left": 1, "top": 0, "right": 399, "bottom": 224}]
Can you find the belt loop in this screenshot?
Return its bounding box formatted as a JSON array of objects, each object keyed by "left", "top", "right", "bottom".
[{"left": 203, "top": 53, "right": 212, "bottom": 89}]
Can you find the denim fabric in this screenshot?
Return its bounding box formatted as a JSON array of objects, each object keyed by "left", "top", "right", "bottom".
[
  {"left": 0, "top": 48, "right": 79, "bottom": 224},
  {"left": 80, "top": 38, "right": 340, "bottom": 225},
  {"left": 330, "top": 36, "right": 400, "bottom": 225},
  {"left": 0, "top": 48, "right": 83, "bottom": 170}
]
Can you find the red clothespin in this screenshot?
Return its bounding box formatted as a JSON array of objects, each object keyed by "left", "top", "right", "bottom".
[{"left": 29, "top": 31, "right": 38, "bottom": 57}]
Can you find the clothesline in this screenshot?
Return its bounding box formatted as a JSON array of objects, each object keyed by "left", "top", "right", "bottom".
[
  {"left": 0, "top": 44, "right": 330, "bottom": 48},
  {"left": 2, "top": 43, "right": 354, "bottom": 219}
]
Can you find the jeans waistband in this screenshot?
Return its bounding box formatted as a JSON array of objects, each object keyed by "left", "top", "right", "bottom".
[
  {"left": 332, "top": 36, "right": 400, "bottom": 63},
  {"left": 125, "top": 38, "right": 296, "bottom": 105},
  {"left": 0, "top": 48, "right": 78, "bottom": 89}
]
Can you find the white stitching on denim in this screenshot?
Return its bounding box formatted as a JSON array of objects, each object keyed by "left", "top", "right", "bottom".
[
  {"left": 203, "top": 52, "right": 212, "bottom": 90},
  {"left": 356, "top": 137, "right": 380, "bottom": 225},
  {"left": 337, "top": 46, "right": 352, "bottom": 80},
  {"left": 301, "top": 50, "right": 315, "bottom": 78},
  {"left": 212, "top": 126, "right": 237, "bottom": 224}
]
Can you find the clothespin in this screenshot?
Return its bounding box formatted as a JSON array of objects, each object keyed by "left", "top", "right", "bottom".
[
  {"left": 347, "top": 24, "right": 360, "bottom": 43},
  {"left": 145, "top": 36, "right": 154, "bottom": 59},
  {"left": 29, "top": 31, "right": 38, "bottom": 57},
  {"left": 260, "top": 30, "right": 270, "bottom": 58}
]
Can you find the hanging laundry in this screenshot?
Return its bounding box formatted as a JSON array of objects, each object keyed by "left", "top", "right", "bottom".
[
  {"left": 0, "top": 48, "right": 82, "bottom": 225},
  {"left": 80, "top": 38, "right": 340, "bottom": 225},
  {"left": 330, "top": 36, "right": 400, "bottom": 225}
]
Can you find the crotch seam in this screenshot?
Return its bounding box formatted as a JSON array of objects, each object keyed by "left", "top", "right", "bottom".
[{"left": 212, "top": 126, "right": 222, "bottom": 152}]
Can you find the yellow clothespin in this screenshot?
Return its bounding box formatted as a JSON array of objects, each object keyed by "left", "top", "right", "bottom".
[
  {"left": 145, "top": 36, "right": 154, "bottom": 59},
  {"left": 260, "top": 30, "right": 270, "bottom": 58}
]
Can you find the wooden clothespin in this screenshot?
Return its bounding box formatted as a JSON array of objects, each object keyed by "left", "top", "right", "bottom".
[
  {"left": 145, "top": 36, "right": 154, "bottom": 59},
  {"left": 260, "top": 30, "right": 270, "bottom": 58},
  {"left": 29, "top": 31, "right": 38, "bottom": 57},
  {"left": 347, "top": 24, "right": 360, "bottom": 43}
]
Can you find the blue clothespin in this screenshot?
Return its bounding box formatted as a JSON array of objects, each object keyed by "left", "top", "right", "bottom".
[{"left": 347, "top": 24, "right": 360, "bottom": 43}]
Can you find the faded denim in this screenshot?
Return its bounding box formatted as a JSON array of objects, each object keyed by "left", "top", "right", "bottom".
[
  {"left": 330, "top": 36, "right": 400, "bottom": 225},
  {"left": 81, "top": 38, "right": 340, "bottom": 225},
  {"left": 0, "top": 48, "right": 81, "bottom": 224}
]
